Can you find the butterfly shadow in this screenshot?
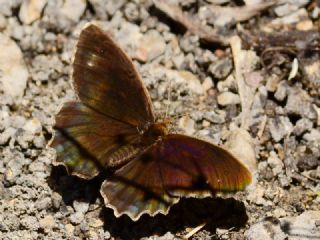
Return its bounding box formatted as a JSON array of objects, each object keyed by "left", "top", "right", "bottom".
[
  {"left": 48, "top": 165, "right": 102, "bottom": 206},
  {"left": 101, "top": 195, "right": 249, "bottom": 239},
  {"left": 49, "top": 167, "right": 249, "bottom": 239}
]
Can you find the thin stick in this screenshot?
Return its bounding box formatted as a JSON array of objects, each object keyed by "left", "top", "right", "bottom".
[{"left": 183, "top": 222, "right": 206, "bottom": 239}]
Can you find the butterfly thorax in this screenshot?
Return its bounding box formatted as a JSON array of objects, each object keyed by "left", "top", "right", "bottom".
[{"left": 140, "top": 122, "right": 168, "bottom": 146}]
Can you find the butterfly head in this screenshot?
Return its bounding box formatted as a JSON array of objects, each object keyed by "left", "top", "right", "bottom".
[{"left": 141, "top": 122, "right": 169, "bottom": 146}]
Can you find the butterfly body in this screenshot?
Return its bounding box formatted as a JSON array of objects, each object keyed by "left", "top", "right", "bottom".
[
  {"left": 140, "top": 122, "right": 169, "bottom": 146},
  {"left": 51, "top": 24, "right": 252, "bottom": 221}
]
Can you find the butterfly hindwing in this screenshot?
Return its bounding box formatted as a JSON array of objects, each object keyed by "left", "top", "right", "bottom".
[
  {"left": 158, "top": 134, "right": 252, "bottom": 195},
  {"left": 101, "top": 134, "right": 251, "bottom": 220},
  {"left": 101, "top": 154, "right": 179, "bottom": 220},
  {"left": 51, "top": 102, "right": 141, "bottom": 178}
]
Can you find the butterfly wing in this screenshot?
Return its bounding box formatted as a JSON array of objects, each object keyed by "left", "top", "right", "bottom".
[
  {"left": 73, "top": 24, "right": 154, "bottom": 126},
  {"left": 101, "top": 154, "right": 179, "bottom": 221},
  {"left": 51, "top": 102, "right": 142, "bottom": 179},
  {"left": 52, "top": 24, "right": 156, "bottom": 177},
  {"left": 157, "top": 134, "right": 252, "bottom": 195},
  {"left": 101, "top": 134, "right": 252, "bottom": 220}
]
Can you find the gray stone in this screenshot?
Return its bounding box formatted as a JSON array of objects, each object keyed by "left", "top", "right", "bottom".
[
  {"left": 0, "top": 109, "right": 10, "bottom": 130},
  {"left": 116, "top": 21, "right": 142, "bottom": 48},
  {"left": 274, "top": 3, "right": 299, "bottom": 17},
  {"left": 286, "top": 87, "right": 316, "bottom": 119},
  {"left": 124, "top": 2, "right": 140, "bottom": 22},
  {"left": 15, "top": 129, "right": 34, "bottom": 149},
  {"left": 195, "top": 49, "right": 216, "bottom": 66},
  {"left": 89, "top": 218, "right": 104, "bottom": 228},
  {"left": 0, "top": 13, "right": 6, "bottom": 29},
  {"left": 0, "top": 127, "right": 16, "bottom": 145},
  {"left": 208, "top": 58, "right": 233, "bottom": 80},
  {"left": 172, "top": 53, "right": 184, "bottom": 69},
  {"left": 16, "top": 25, "right": 45, "bottom": 52},
  {"left": 20, "top": 216, "right": 39, "bottom": 231},
  {"left": 273, "top": 208, "right": 287, "bottom": 218},
  {"left": 271, "top": 8, "right": 309, "bottom": 25},
  {"left": 137, "top": 30, "right": 166, "bottom": 62},
  {"left": 0, "top": 33, "right": 29, "bottom": 100},
  {"left": 10, "top": 24, "right": 25, "bottom": 41},
  {"left": 52, "top": 192, "right": 63, "bottom": 209},
  {"left": 267, "top": 151, "right": 284, "bottom": 176},
  {"left": 268, "top": 116, "right": 294, "bottom": 142},
  {"left": 217, "top": 74, "right": 237, "bottom": 92},
  {"left": 4, "top": 153, "right": 24, "bottom": 184},
  {"left": 11, "top": 115, "right": 26, "bottom": 129},
  {"left": 105, "top": 0, "right": 126, "bottom": 15},
  {"left": 303, "top": 129, "right": 320, "bottom": 143},
  {"left": 274, "top": 0, "right": 309, "bottom": 17},
  {"left": 293, "top": 118, "right": 313, "bottom": 136},
  {"left": 23, "top": 118, "right": 42, "bottom": 134},
  {"left": 246, "top": 217, "right": 287, "bottom": 240},
  {"left": 39, "top": 215, "right": 55, "bottom": 231},
  {"left": 69, "top": 212, "right": 84, "bottom": 225},
  {"left": 278, "top": 173, "right": 291, "bottom": 187},
  {"left": 104, "top": 231, "right": 111, "bottom": 239},
  {"left": 60, "top": 0, "right": 86, "bottom": 22},
  {"left": 73, "top": 200, "right": 89, "bottom": 214},
  {"left": 142, "top": 232, "right": 178, "bottom": 240},
  {"left": 274, "top": 81, "right": 288, "bottom": 101},
  {"left": 31, "top": 54, "right": 64, "bottom": 82},
  {"left": 87, "top": 0, "right": 109, "bottom": 19},
  {"left": 217, "top": 92, "right": 240, "bottom": 106},
  {"left": 178, "top": 116, "right": 195, "bottom": 135},
  {"left": 79, "top": 220, "right": 89, "bottom": 232},
  {"left": 3, "top": 213, "right": 20, "bottom": 231},
  {"left": 65, "top": 223, "right": 75, "bottom": 236},
  {"left": 247, "top": 183, "right": 272, "bottom": 206},
  {"left": 203, "top": 110, "right": 226, "bottom": 124},
  {"left": 36, "top": 197, "right": 52, "bottom": 210},
  {"left": 224, "top": 127, "right": 257, "bottom": 173},
  {"left": 33, "top": 135, "right": 46, "bottom": 148},
  {"left": 19, "top": 0, "right": 47, "bottom": 24},
  {"left": 179, "top": 35, "right": 199, "bottom": 53},
  {"left": 0, "top": 0, "right": 20, "bottom": 16},
  {"left": 43, "top": 0, "right": 86, "bottom": 32},
  {"left": 280, "top": 211, "right": 320, "bottom": 240}
]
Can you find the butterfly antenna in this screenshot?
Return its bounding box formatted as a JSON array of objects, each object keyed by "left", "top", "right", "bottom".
[{"left": 165, "top": 78, "right": 172, "bottom": 119}]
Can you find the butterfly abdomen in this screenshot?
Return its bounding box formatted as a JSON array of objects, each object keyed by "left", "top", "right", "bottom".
[{"left": 107, "top": 145, "right": 140, "bottom": 168}]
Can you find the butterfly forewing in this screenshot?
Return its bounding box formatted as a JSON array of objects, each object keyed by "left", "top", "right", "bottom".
[
  {"left": 52, "top": 24, "right": 156, "bottom": 177},
  {"left": 73, "top": 24, "right": 154, "bottom": 126}
]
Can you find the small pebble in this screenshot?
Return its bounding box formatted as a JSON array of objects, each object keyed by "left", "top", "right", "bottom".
[{"left": 217, "top": 92, "right": 240, "bottom": 106}]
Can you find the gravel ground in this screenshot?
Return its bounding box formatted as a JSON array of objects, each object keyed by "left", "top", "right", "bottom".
[{"left": 0, "top": 0, "right": 319, "bottom": 239}]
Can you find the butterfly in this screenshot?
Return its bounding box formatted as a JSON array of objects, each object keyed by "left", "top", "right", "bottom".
[{"left": 51, "top": 24, "right": 252, "bottom": 221}]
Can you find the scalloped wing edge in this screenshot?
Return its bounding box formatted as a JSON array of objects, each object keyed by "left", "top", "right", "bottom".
[{"left": 100, "top": 180, "right": 180, "bottom": 221}]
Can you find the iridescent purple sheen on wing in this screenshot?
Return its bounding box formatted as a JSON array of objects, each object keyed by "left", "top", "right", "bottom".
[{"left": 101, "top": 134, "right": 252, "bottom": 219}]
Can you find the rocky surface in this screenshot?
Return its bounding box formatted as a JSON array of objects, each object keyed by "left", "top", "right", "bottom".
[{"left": 0, "top": 0, "right": 319, "bottom": 239}]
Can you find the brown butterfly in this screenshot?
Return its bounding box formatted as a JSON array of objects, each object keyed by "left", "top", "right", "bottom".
[{"left": 51, "top": 24, "right": 252, "bottom": 221}]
